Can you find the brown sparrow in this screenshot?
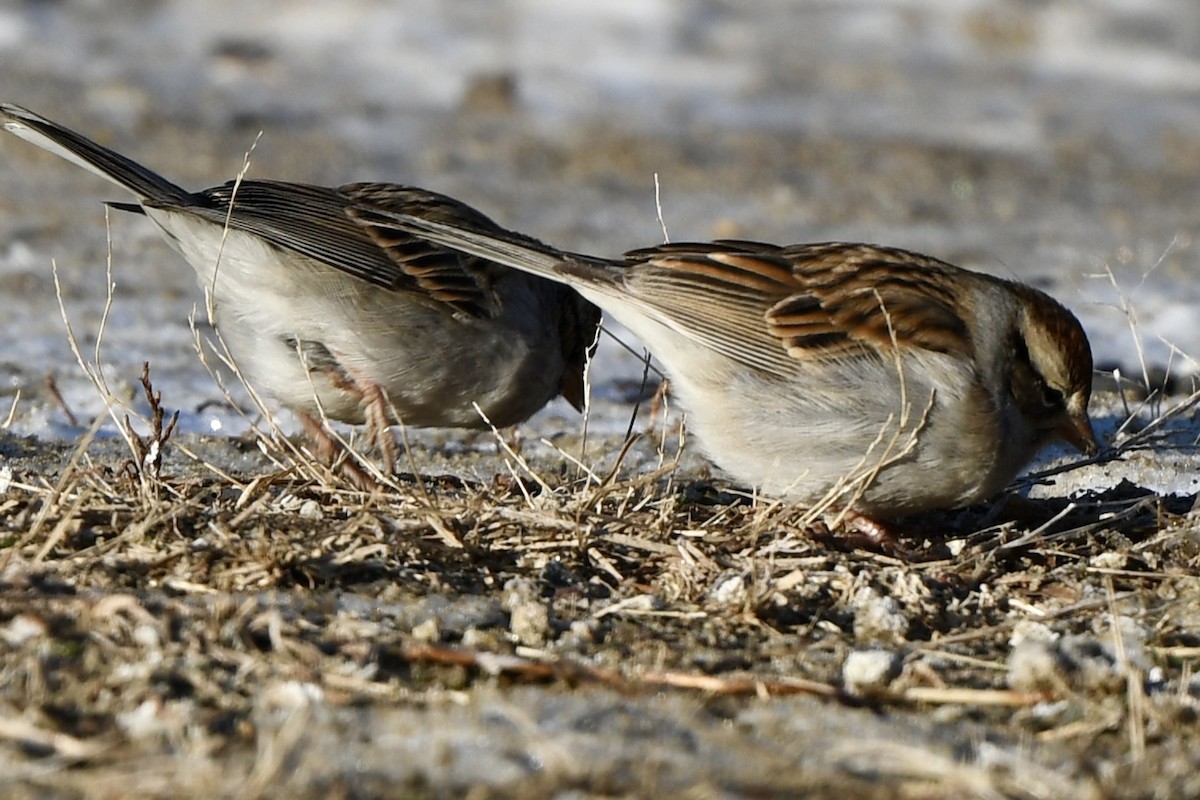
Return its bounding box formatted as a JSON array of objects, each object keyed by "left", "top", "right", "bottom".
[
  {"left": 0, "top": 104, "right": 600, "bottom": 472},
  {"left": 386, "top": 216, "right": 1099, "bottom": 520}
]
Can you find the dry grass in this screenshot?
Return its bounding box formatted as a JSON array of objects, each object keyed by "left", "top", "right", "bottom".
[
  {"left": 0, "top": 204, "right": 1197, "bottom": 799},
  {"left": 0, "top": 363, "right": 1197, "bottom": 797}
]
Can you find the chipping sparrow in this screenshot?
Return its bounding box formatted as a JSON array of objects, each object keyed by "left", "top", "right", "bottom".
[
  {"left": 0, "top": 104, "right": 600, "bottom": 473},
  {"left": 386, "top": 216, "right": 1099, "bottom": 520}
]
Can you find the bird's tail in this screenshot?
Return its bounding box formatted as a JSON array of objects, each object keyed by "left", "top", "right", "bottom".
[
  {"left": 1, "top": 103, "right": 193, "bottom": 204},
  {"left": 388, "top": 211, "right": 607, "bottom": 287}
]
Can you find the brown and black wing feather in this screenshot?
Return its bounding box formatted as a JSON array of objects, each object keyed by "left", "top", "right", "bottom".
[
  {"left": 187, "top": 180, "right": 502, "bottom": 318},
  {"left": 621, "top": 241, "right": 974, "bottom": 378}
]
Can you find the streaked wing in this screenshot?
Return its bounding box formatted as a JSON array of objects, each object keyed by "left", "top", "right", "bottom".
[
  {"left": 343, "top": 182, "right": 505, "bottom": 317},
  {"left": 772, "top": 243, "right": 972, "bottom": 359},
  {"left": 153, "top": 180, "right": 499, "bottom": 317},
  {"left": 624, "top": 243, "right": 804, "bottom": 377},
  {"left": 621, "top": 241, "right": 973, "bottom": 378}
]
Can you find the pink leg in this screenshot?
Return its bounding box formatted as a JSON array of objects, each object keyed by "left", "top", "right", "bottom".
[
  {"left": 298, "top": 412, "right": 377, "bottom": 490},
  {"left": 312, "top": 356, "right": 398, "bottom": 476},
  {"left": 355, "top": 378, "right": 398, "bottom": 474}
]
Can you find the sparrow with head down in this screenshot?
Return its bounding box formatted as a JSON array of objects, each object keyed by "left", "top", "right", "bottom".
[
  {"left": 0, "top": 103, "right": 601, "bottom": 479},
  {"left": 388, "top": 213, "right": 1098, "bottom": 523}
]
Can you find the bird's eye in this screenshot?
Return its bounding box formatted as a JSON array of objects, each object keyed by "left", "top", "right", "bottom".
[{"left": 1041, "top": 385, "right": 1064, "bottom": 409}]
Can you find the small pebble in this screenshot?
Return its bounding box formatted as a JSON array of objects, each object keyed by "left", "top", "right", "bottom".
[
  {"left": 852, "top": 587, "right": 909, "bottom": 644},
  {"left": 842, "top": 649, "right": 902, "bottom": 697}
]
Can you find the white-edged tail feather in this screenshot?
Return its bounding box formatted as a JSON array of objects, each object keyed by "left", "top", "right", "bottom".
[{"left": 0, "top": 103, "right": 191, "bottom": 204}]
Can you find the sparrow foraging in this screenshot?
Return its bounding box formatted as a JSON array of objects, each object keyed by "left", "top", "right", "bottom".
[
  {"left": 386, "top": 216, "right": 1099, "bottom": 522},
  {"left": 0, "top": 104, "right": 600, "bottom": 478}
]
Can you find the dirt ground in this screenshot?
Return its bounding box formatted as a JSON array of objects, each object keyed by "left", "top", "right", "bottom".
[{"left": 0, "top": 379, "right": 1197, "bottom": 799}]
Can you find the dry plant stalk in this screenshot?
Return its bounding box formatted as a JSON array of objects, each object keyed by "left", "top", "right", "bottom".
[{"left": 120, "top": 362, "right": 180, "bottom": 486}]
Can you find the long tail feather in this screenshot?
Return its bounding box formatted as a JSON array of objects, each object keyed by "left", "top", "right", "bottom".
[
  {"left": 1, "top": 103, "right": 192, "bottom": 204},
  {"left": 386, "top": 213, "right": 580, "bottom": 283}
]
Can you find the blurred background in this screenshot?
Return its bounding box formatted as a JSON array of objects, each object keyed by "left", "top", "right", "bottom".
[{"left": 1, "top": 0, "right": 1199, "bottom": 440}]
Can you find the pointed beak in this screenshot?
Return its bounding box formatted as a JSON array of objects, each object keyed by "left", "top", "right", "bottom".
[{"left": 1059, "top": 413, "right": 1099, "bottom": 456}]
